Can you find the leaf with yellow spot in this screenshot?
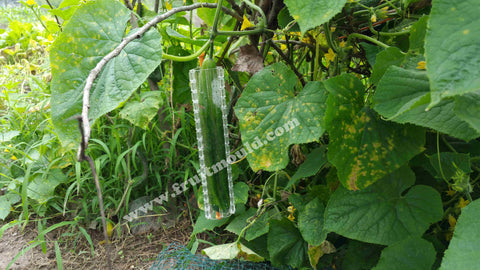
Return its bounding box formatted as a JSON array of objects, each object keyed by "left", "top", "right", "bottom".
[
  {"left": 50, "top": 0, "right": 162, "bottom": 149},
  {"left": 234, "top": 63, "right": 328, "bottom": 171},
  {"left": 324, "top": 166, "right": 443, "bottom": 245},
  {"left": 324, "top": 73, "right": 425, "bottom": 190},
  {"left": 283, "top": 0, "right": 348, "bottom": 35}
]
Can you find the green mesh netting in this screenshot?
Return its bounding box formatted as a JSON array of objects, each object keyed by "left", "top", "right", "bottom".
[{"left": 150, "top": 242, "right": 293, "bottom": 270}]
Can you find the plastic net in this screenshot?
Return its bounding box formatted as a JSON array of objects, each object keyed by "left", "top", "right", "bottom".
[{"left": 150, "top": 242, "right": 293, "bottom": 270}]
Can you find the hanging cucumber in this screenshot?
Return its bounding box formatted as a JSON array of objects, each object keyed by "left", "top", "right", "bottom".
[{"left": 189, "top": 57, "right": 234, "bottom": 219}]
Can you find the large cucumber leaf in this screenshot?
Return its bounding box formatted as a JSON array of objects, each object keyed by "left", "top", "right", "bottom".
[
  {"left": 284, "top": 0, "right": 347, "bottom": 35},
  {"left": 324, "top": 74, "right": 425, "bottom": 190},
  {"left": 440, "top": 199, "right": 480, "bottom": 270},
  {"left": 373, "top": 237, "right": 436, "bottom": 270},
  {"left": 50, "top": 0, "right": 162, "bottom": 149},
  {"left": 373, "top": 66, "right": 480, "bottom": 141},
  {"left": 324, "top": 166, "right": 443, "bottom": 245},
  {"left": 235, "top": 63, "right": 327, "bottom": 172},
  {"left": 425, "top": 0, "right": 480, "bottom": 106},
  {"left": 267, "top": 218, "right": 309, "bottom": 268}
]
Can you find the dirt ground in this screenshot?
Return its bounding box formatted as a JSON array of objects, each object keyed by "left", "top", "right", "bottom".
[{"left": 0, "top": 218, "right": 193, "bottom": 270}]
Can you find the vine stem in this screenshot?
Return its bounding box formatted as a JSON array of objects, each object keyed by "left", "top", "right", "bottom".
[{"left": 347, "top": 33, "right": 391, "bottom": 49}]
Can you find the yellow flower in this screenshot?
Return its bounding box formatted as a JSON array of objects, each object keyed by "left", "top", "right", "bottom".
[
  {"left": 339, "top": 40, "right": 346, "bottom": 48},
  {"left": 26, "top": 0, "right": 35, "bottom": 5},
  {"left": 47, "top": 34, "right": 54, "bottom": 42},
  {"left": 416, "top": 61, "right": 426, "bottom": 70},
  {"left": 325, "top": 48, "right": 336, "bottom": 67},
  {"left": 448, "top": 215, "right": 456, "bottom": 229},
  {"left": 445, "top": 186, "right": 455, "bottom": 197},
  {"left": 371, "top": 13, "right": 377, "bottom": 23},
  {"left": 287, "top": 205, "right": 295, "bottom": 221},
  {"left": 241, "top": 15, "right": 254, "bottom": 30},
  {"left": 11, "top": 155, "right": 17, "bottom": 161},
  {"left": 165, "top": 1, "right": 172, "bottom": 10},
  {"left": 457, "top": 197, "right": 469, "bottom": 209}
]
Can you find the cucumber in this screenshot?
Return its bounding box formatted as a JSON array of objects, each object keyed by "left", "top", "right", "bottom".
[{"left": 190, "top": 58, "right": 233, "bottom": 219}]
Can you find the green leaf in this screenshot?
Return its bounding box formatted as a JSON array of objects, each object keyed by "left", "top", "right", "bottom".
[
  {"left": 192, "top": 211, "right": 230, "bottom": 235},
  {"left": 50, "top": 0, "right": 162, "bottom": 149},
  {"left": 429, "top": 152, "right": 471, "bottom": 180},
  {"left": 233, "top": 182, "right": 249, "bottom": 205},
  {"left": 370, "top": 47, "right": 406, "bottom": 85},
  {"left": 119, "top": 91, "right": 163, "bottom": 129},
  {"left": 373, "top": 66, "right": 480, "bottom": 141},
  {"left": 202, "top": 242, "right": 264, "bottom": 262},
  {"left": 0, "top": 196, "right": 11, "bottom": 220},
  {"left": 0, "top": 131, "right": 20, "bottom": 142},
  {"left": 342, "top": 240, "right": 382, "bottom": 270},
  {"left": 284, "top": 0, "right": 348, "bottom": 35},
  {"left": 373, "top": 237, "right": 436, "bottom": 270},
  {"left": 235, "top": 63, "right": 327, "bottom": 172},
  {"left": 440, "top": 199, "right": 480, "bottom": 270},
  {"left": 324, "top": 166, "right": 443, "bottom": 245},
  {"left": 267, "top": 218, "right": 308, "bottom": 268},
  {"left": 425, "top": 0, "right": 480, "bottom": 106},
  {"left": 455, "top": 91, "right": 480, "bottom": 133},
  {"left": 168, "top": 47, "right": 198, "bottom": 104},
  {"left": 226, "top": 208, "right": 275, "bottom": 241},
  {"left": 324, "top": 74, "right": 425, "bottom": 190},
  {"left": 298, "top": 198, "right": 327, "bottom": 246},
  {"left": 27, "top": 169, "right": 68, "bottom": 204},
  {"left": 409, "top": 16, "right": 428, "bottom": 54},
  {"left": 286, "top": 146, "right": 327, "bottom": 189}
]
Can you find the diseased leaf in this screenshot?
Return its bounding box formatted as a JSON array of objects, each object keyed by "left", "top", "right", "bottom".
[
  {"left": 235, "top": 63, "right": 327, "bottom": 172},
  {"left": 284, "top": 0, "right": 347, "bottom": 35},
  {"left": 425, "top": 0, "right": 480, "bottom": 106},
  {"left": 268, "top": 218, "right": 309, "bottom": 268},
  {"left": 440, "top": 199, "right": 480, "bottom": 270},
  {"left": 324, "top": 74, "right": 425, "bottom": 190},
  {"left": 324, "top": 166, "right": 443, "bottom": 245},
  {"left": 373, "top": 66, "right": 480, "bottom": 141},
  {"left": 50, "top": 0, "right": 162, "bottom": 149},
  {"left": 373, "top": 237, "right": 436, "bottom": 270}
]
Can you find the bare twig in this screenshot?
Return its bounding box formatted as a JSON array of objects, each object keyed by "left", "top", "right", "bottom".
[
  {"left": 44, "top": 0, "right": 62, "bottom": 31},
  {"left": 73, "top": 116, "right": 112, "bottom": 269},
  {"left": 270, "top": 41, "right": 306, "bottom": 87}
]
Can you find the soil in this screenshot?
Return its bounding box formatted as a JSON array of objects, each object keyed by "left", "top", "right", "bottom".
[{"left": 0, "top": 218, "right": 193, "bottom": 270}]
